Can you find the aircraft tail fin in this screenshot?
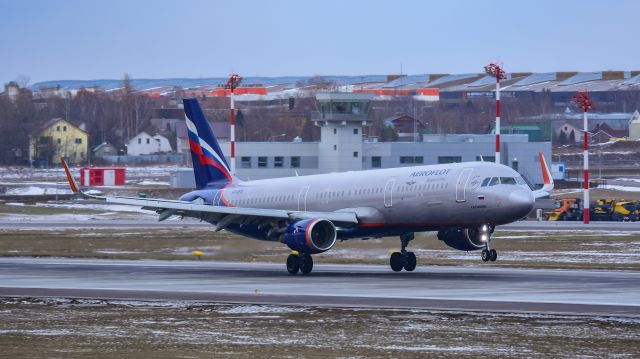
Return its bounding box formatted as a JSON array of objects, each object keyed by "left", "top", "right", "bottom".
[{"left": 183, "top": 98, "right": 237, "bottom": 189}]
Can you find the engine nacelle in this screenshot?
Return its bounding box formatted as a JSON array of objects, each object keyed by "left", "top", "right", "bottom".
[
  {"left": 437, "top": 227, "right": 490, "bottom": 251},
  {"left": 282, "top": 218, "right": 337, "bottom": 254}
]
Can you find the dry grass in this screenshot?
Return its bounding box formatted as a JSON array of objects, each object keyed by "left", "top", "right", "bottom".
[{"left": 1, "top": 226, "right": 639, "bottom": 270}]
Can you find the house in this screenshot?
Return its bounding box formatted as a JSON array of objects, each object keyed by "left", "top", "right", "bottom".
[
  {"left": 29, "top": 118, "right": 89, "bottom": 165},
  {"left": 126, "top": 132, "right": 172, "bottom": 155},
  {"left": 590, "top": 123, "right": 628, "bottom": 143},
  {"left": 383, "top": 113, "right": 426, "bottom": 141},
  {"left": 554, "top": 122, "right": 583, "bottom": 143},
  {"left": 175, "top": 121, "right": 230, "bottom": 154},
  {"left": 92, "top": 142, "right": 118, "bottom": 158}
]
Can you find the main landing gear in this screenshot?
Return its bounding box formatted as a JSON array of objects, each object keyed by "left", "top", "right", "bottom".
[
  {"left": 286, "top": 251, "right": 313, "bottom": 275},
  {"left": 390, "top": 233, "right": 417, "bottom": 272},
  {"left": 479, "top": 225, "right": 497, "bottom": 262}
]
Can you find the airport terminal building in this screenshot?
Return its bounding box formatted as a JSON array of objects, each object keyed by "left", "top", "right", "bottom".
[{"left": 172, "top": 93, "right": 551, "bottom": 187}]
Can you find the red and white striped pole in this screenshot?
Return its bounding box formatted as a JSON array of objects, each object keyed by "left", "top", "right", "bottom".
[
  {"left": 572, "top": 92, "right": 594, "bottom": 224},
  {"left": 225, "top": 73, "right": 242, "bottom": 176},
  {"left": 495, "top": 78, "right": 501, "bottom": 164},
  {"left": 583, "top": 109, "right": 589, "bottom": 224},
  {"left": 230, "top": 89, "right": 236, "bottom": 175},
  {"left": 484, "top": 63, "right": 506, "bottom": 164}
]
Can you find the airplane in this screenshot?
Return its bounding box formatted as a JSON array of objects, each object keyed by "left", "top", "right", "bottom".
[{"left": 61, "top": 97, "right": 553, "bottom": 275}]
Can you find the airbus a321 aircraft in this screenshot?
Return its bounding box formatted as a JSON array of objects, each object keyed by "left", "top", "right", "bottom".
[{"left": 62, "top": 98, "right": 553, "bottom": 275}]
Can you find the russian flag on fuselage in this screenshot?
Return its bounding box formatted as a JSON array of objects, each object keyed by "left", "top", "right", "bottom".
[{"left": 183, "top": 98, "right": 232, "bottom": 189}]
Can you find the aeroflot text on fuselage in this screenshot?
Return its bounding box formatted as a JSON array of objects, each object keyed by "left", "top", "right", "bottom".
[{"left": 410, "top": 169, "right": 452, "bottom": 177}]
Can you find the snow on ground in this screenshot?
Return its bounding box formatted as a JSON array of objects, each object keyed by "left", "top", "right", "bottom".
[
  {"left": 597, "top": 184, "right": 640, "bottom": 192},
  {"left": 615, "top": 178, "right": 640, "bottom": 183},
  {"left": 5, "top": 186, "right": 72, "bottom": 196},
  {"left": 216, "top": 305, "right": 309, "bottom": 314},
  {"left": 34, "top": 202, "right": 155, "bottom": 214},
  {"left": 135, "top": 180, "right": 171, "bottom": 186},
  {"left": 0, "top": 213, "right": 99, "bottom": 221}
]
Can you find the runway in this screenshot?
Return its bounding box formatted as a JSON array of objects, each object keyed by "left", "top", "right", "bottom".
[
  {"left": 2, "top": 218, "right": 640, "bottom": 231},
  {"left": 1, "top": 257, "right": 639, "bottom": 317}
]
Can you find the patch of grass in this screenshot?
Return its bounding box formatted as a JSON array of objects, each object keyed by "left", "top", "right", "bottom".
[{"left": 1, "top": 227, "right": 639, "bottom": 270}]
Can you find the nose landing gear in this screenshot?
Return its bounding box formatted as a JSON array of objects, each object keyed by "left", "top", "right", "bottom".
[
  {"left": 389, "top": 233, "right": 417, "bottom": 272},
  {"left": 479, "top": 225, "right": 497, "bottom": 262},
  {"left": 481, "top": 248, "right": 497, "bottom": 262}
]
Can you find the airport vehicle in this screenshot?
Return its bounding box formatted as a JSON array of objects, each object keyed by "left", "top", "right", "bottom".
[
  {"left": 62, "top": 98, "right": 553, "bottom": 274},
  {"left": 547, "top": 198, "right": 582, "bottom": 221},
  {"left": 548, "top": 198, "right": 639, "bottom": 222}
]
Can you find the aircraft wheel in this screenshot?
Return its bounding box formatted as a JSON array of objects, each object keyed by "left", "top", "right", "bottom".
[
  {"left": 390, "top": 252, "right": 404, "bottom": 272},
  {"left": 489, "top": 249, "right": 498, "bottom": 262},
  {"left": 481, "top": 249, "right": 490, "bottom": 262},
  {"left": 286, "top": 254, "right": 300, "bottom": 275},
  {"left": 300, "top": 254, "right": 313, "bottom": 275},
  {"left": 404, "top": 252, "right": 417, "bottom": 271}
]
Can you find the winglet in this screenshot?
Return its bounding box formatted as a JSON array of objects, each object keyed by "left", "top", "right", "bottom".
[
  {"left": 539, "top": 152, "right": 553, "bottom": 192},
  {"left": 60, "top": 157, "right": 103, "bottom": 199},
  {"left": 533, "top": 152, "right": 554, "bottom": 198},
  {"left": 61, "top": 157, "right": 79, "bottom": 193}
]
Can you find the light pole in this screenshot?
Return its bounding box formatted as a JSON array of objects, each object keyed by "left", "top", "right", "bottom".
[
  {"left": 484, "top": 62, "right": 507, "bottom": 164},
  {"left": 572, "top": 91, "right": 594, "bottom": 224},
  {"left": 225, "top": 73, "right": 242, "bottom": 176}
]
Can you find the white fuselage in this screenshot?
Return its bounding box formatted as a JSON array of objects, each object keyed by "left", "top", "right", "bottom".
[{"left": 186, "top": 161, "right": 535, "bottom": 237}]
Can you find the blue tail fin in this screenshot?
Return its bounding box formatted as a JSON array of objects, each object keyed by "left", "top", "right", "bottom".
[{"left": 183, "top": 98, "right": 233, "bottom": 189}]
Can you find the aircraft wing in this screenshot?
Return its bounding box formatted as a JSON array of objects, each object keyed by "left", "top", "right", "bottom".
[
  {"left": 61, "top": 158, "right": 358, "bottom": 228},
  {"left": 532, "top": 152, "right": 554, "bottom": 199}
]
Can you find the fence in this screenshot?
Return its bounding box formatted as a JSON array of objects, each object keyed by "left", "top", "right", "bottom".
[{"left": 101, "top": 154, "right": 187, "bottom": 165}]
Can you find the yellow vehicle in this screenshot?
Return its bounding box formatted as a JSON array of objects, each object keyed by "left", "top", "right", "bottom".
[
  {"left": 547, "top": 198, "right": 582, "bottom": 221},
  {"left": 611, "top": 201, "right": 640, "bottom": 222}
]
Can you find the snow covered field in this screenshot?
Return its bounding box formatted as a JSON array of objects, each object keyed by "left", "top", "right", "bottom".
[{"left": 1, "top": 297, "right": 638, "bottom": 358}]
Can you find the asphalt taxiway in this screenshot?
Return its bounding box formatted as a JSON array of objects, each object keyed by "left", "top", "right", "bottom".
[{"left": 0, "top": 257, "right": 638, "bottom": 317}]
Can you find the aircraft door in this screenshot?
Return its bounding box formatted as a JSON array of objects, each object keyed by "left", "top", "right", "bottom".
[
  {"left": 384, "top": 178, "right": 396, "bottom": 208},
  {"left": 212, "top": 190, "right": 221, "bottom": 206},
  {"left": 456, "top": 168, "right": 474, "bottom": 202},
  {"left": 298, "top": 186, "right": 309, "bottom": 211}
]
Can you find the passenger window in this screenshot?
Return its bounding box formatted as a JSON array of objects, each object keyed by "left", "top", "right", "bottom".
[
  {"left": 481, "top": 178, "right": 491, "bottom": 187},
  {"left": 489, "top": 177, "right": 500, "bottom": 186},
  {"left": 500, "top": 177, "right": 517, "bottom": 185}
]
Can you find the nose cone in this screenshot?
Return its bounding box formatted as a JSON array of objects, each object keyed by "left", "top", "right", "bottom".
[{"left": 509, "top": 189, "right": 535, "bottom": 218}]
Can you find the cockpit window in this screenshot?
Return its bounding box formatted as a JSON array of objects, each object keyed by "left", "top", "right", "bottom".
[
  {"left": 481, "top": 176, "right": 526, "bottom": 186},
  {"left": 500, "top": 177, "right": 517, "bottom": 185}
]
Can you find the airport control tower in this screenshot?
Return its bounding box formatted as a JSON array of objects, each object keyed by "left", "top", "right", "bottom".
[{"left": 313, "top": 92, "right": 375, "bottom": 173}]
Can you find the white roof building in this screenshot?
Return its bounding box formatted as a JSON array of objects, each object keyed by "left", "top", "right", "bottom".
[{"left": 127, "top": 132, "right": 172, "bottom": 156}]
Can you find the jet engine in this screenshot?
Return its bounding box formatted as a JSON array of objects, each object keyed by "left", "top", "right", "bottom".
[
  {"left": 282, "top": 218, "right": 337, "bottom": 254},
  {"left": 437, "top": 226, "right": 492, "bottom": 251}
]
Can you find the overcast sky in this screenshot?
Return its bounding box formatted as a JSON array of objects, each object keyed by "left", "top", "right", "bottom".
[{"left": 1, "top": 0, "right": 638, "bottom": 85}]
